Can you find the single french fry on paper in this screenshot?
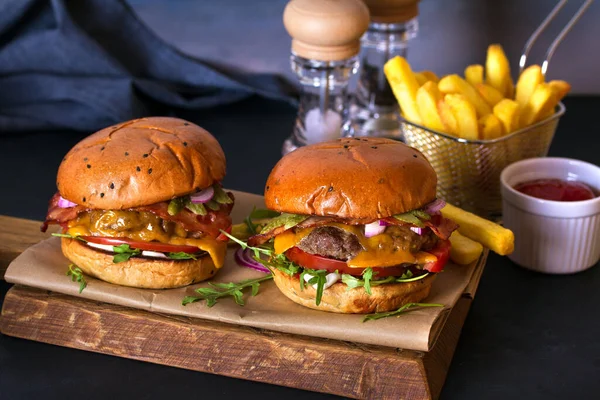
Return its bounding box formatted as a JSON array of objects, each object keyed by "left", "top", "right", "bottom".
[
  {"left": 548, "top": 80, "right": 571, "bottom": 101},
  {"left": 439, "top": 74, "right": 492, "bottom": 117},
  {"left": 449, "top": 230, "right": 484, "bottom": 265},
  {"left": 493, "top": 98, "right": 520, "bottom": 133},
  {"left": 444, "top": 94, "right": 479, "bottom": 140},
  {"left": 520, "top": 83, "right": 558, "bottom": 127},
  {"left": 384, "top": 56, "right": 422, "bottom": 124},
  {"left": 479, "top": 113, "right": 504, "bottom": 140},
  {"left": 441, "top": 203, "right": 515, "bottom": 256},
  {"left": 464, "top": 64, "right": 484, "bottom": 86},
  {"left": 415, "top": 71, "right": 439, "bottom": 86},
  {"left": 438, "top": 99, "right": 459, "bottom": 135},
  {"left": 485, "top": 44, "right": 512, "bottom": 97},
  {"left": 515, "top": 65, "right": 544, "bottom": 107},
  {"left": 475, "top": 83, "right": 505, "bottom": 107},
  {"left": 416, "top": 81, "right": 446, "bottom": 132}
]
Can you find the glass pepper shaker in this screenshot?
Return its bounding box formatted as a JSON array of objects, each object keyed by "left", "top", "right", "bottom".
[
  {"left": 351, "top": 0, "right": 419, "bottom": 139},
  {"left": 282, "top": 0, "right": 370, "bottom": 155}
]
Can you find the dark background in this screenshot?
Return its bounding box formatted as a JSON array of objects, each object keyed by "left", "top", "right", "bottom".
[{"left": 2, "top": 0, "right": 600, "bottom": 398}]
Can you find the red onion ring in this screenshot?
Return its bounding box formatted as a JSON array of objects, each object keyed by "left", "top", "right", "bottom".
[
  {"left": 234, "top": 247, "right": 270, "bottom": 273},
  {"left": 365, "top": 220, "right": 386, "bottom": 238},
  {"left": 190, "top": 186, "right": 214, "bottom": 203},
  {"left": 423, "top": 198, "right": 446, "bottom": 214},
  {"left": 57, "top": 196, "right": 77, "bottom": 208},
  {"left": 410, "top": 226, "right": 425, "bottom": 235}
]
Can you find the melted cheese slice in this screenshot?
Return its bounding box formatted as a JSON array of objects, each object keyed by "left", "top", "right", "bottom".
[
  {"left": 273, "top": 224, "right": 437, "bottom": 268},
  {"left": 66, "top": 226, "right": 227, "bottom": 269}
]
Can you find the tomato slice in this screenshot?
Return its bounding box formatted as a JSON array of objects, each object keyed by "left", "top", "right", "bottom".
[
  {"left": 285, "top": 239, "right": 452, "bottom": 276},
  {"left": 285, "top": 247, "right": 410, "bottom": 277},
  {"left": 423, "top": 239, "right": 451, "bottom": 272},
  {"left": 216, "top": 224, "right": 232, "bottom": 242},
  {"left": 81, "top": 236, "right": 201, "bottom": 254}
]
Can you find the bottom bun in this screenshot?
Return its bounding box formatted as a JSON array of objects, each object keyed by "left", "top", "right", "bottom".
[
  {"left": 61, "top": 238, "right": 219, "bottom": 289},
  {"left": 271, "top": 268, "right": 436, "bottom": 314}
]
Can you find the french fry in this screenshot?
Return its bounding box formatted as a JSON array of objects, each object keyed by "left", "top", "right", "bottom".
[
  {"left": 464, "top": 64, "right": 484, "bottom": 86},
  {"left": 485, "top": 44, "right": 512, "bottom": 97},
  {"left": 384, "top": 56, "right": 422, "bottom": 124},
  {"left": 548, "top": 80, "right": 571, "bottom": 101},
  {"left": 441, "top": 203, "right": 514, "bottom": 256},
  {"left": 439, "top": 74, "right": 491, "bottom": 117},
  {"left": 515, "top": 65, "right": 544, "bottom": 107},
  {"left": 475, "top": 83, "right": 504, "bottom": 107},
  {"left": 438, "top": 99, "right": 459, "bottom": 135},
  {"left": 519, "top": 83, "right": 558, "bottom": 127},
  {"left": 493, "top": 99, "right": 520, "bottom": 133},
  {"left": 449, "top": 231, "right": 484, "bottom": 265},
  {"left": 478, "top": 113, "right": 504, "bottom": 140},
  {"left": 420, "top": 70, "right": 439, "bottom": 83},
  {"left": 416, "top": 81, "right": 446, "bottom": 132},
  {"left": 415, "top": 70, "right": 439, "bottom": 86},
  {"left": 444, "top": 94, "right": 479, "bottom": 140}
]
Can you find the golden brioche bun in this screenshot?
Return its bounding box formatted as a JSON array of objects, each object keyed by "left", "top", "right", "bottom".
[
  {"left": 271, "top": 268, "right": 435, "bottom": 314},
  {"left": 57, "top": 117, "right": 226, "bottom": 209},
  {"left": 62, "top": 238, "right": 218, "bottom": 289},
  {"left": 265, "top": 137, "right": 437, "bottom": 219}
]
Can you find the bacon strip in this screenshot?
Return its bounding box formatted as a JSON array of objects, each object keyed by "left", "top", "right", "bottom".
[
  {"left": 424, "top": 214, "right": 459, "bottom": 240},
  {"left": 41, "top": 192, "right": 234, "bottom": 239}
]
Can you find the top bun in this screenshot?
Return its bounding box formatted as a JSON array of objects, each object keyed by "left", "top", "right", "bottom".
[
  {"left": 57, "top": 117, "right": 226, "bottom": 209},
  {"left": 265, "top": 137, "right": 436, "bottom": 219}
]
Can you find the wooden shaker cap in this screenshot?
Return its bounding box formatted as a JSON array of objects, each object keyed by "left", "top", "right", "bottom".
[
  {"left": 363, "top": 0, "right": 420, "bottom": 23},
  {"left": 283, "top": 0, "right": 370, "bottom": 61}
]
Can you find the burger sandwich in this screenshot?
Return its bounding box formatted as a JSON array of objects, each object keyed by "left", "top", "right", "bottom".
[
  {"left": 42, "top": 117, "right": 234, "bottom": 289},
  {"left": 248, "top": 137, "right": 458, "bottom": 313}
]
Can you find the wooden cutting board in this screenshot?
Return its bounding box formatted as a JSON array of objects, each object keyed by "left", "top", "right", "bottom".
[{"left": 0, "top": 215, "right": 486, "bottom": 399}]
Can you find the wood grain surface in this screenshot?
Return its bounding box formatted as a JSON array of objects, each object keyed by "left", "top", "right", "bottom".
[
  {"left": 0, "top": 214, "right": 481, "bottom": 399},
  {"left": 0, "top": 216, "right": 57, "bottom": 280}
]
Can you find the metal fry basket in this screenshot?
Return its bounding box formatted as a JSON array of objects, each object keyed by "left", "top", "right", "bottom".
[{"left": 401, "top": 103, "right": 565, "bottom": 220}]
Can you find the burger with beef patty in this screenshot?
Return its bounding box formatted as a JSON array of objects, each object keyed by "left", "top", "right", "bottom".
[
  {"left": 248, "top": 137, "right": 458, "bottom": 313},
  {"left": 42, "top": 117, "right": 234, "bottom": 289}
]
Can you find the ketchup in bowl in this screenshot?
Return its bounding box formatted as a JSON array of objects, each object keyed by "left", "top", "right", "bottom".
[{"left": 514, "top": 179, "right": 596, "bottom": 201}]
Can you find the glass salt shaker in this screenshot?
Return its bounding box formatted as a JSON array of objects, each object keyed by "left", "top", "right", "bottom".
[
  {"left": 351, "top": 0, "right": 419, "bottom": 139},
  {"left": 282, "top": 0, "right": 370, "bottom": 155}
]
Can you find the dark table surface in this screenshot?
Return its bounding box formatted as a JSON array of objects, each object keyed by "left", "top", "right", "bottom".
[{"left": 1, "top": 96, "right": 599, "bottom": 399}]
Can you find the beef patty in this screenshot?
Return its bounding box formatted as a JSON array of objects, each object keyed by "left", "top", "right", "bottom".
[{"left": 296, "top": 225, "right": 438, "bottom": 261}]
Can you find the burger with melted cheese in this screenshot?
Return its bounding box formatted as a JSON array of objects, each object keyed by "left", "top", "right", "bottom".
[
  {"left": 42, "top": 117, "right": 234, "bottom": 289},
  {"left": 248, "top": 137, "right": 458, "bottom": 313}
]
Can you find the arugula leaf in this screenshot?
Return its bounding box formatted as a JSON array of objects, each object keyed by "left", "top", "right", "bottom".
[
  {"left": 395, "top": 272, "right": 430, "bottom": 282},
  {"left": 362, "top": 302, "right": 444, "bottom": 322},
  {"left": 244, "top": 207, "right": 259, "bottom": 234},
  {"left": 168, "top": 197, "right": 185, "bottom": 216},
  {"left": 298, "top": 267, "right": 329, "bottom": 305},
  {"left": 66, "top": 264, "right": 87, "bottom": 294},
  {"left": 168, "top": 252, "right": 198, "bottom": 260},
  {"left": 182, "top": 275, "right": 273, "bottom": 307},
  {"left": 362, "top": 268, "right": 374, "bottom": 295},
  {"left": 112, "top": 244, "right": 141, "bottom": 263},
  {"left": 52, "top": 233, "right": 87, "bottom": 242},
  {"left": 212, "top": 184, "right": 233, "bottom": 204},
  {"left": 185, "top": 197, "right": 207, "bottom": 216},
  {"left": 260, "top": 213, "right": 308, "bottom": 234}
]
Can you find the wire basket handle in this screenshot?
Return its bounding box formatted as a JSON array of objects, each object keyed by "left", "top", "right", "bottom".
[{"left": 519, "top": 0, "right": 594, "bottom": 76}]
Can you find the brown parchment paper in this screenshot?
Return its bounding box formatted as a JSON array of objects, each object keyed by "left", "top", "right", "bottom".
[{"left": 4, "top": 190, "right": 485, "bottom": 352}]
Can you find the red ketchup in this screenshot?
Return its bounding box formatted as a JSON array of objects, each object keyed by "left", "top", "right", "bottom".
[{"left": 514, "top": 179, "right": 596, "bottom": 201}]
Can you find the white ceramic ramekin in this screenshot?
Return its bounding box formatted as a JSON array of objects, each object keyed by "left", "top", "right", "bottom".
[{"left": 500, "top": 157, "right": 600, "bottom": 274}]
